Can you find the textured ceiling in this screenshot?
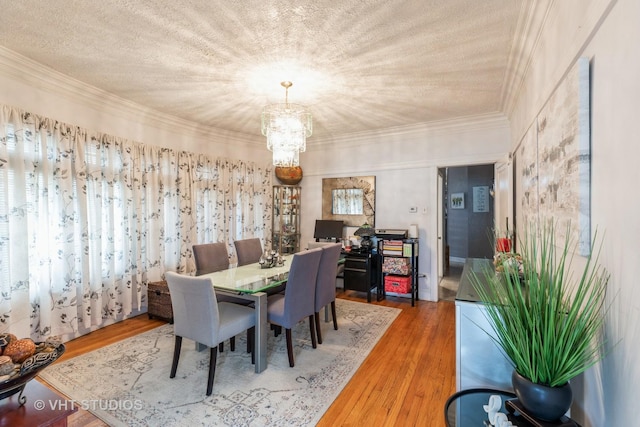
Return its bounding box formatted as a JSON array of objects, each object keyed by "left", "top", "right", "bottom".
[{"left": 0, "top": 0, "right": 525, "bottom": 140}]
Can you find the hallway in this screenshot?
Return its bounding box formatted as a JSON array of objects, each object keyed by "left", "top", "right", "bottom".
[{"left": 439, "top": 263, "right": 463, "bottom": 302}]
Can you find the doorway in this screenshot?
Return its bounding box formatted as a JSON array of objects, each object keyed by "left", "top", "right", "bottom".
[{"left": 438, "top": 164, "right": 495, "bottom": 301}]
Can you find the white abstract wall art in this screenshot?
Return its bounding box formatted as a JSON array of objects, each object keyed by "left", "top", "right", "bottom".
[
  {"left": 518, "top": 124, "right": 539, "bottom": 234},
  {"left": 515, "top": 57, "right": 591, "bottom": 256},
  {"left": 536, "top": 57, "right": 591, "bottom": 255}
]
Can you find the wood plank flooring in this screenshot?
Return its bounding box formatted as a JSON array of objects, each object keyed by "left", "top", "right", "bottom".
[{"left": 37, "top": 292, "right": 456, "bottom": 427}]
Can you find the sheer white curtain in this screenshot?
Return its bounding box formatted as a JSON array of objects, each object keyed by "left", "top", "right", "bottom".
[
  {"left": 0, "top": 105, "right": 271, "bottom": 341},
  {"left": 191, "top": 156, "right": 272, "bottom": 265}
]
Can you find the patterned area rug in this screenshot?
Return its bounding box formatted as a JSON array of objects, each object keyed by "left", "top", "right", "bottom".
[{"left": 39, "top": 299, "right": 400, "bottom": 427}]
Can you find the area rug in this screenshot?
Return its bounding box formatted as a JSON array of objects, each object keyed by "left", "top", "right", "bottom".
[{"left": 39, "top": 299, "right": 400, "bottom": 427}]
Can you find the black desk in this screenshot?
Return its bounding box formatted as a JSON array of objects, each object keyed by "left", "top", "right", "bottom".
[{"left": 342, "top": 250, "right": 379, "bottom": 302}]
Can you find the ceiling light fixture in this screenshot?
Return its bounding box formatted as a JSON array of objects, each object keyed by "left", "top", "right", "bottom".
[{"left": 261, "top": 81, "right": 312, "bottom": 167}]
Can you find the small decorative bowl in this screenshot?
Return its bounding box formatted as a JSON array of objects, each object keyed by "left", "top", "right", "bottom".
[{"left": 0, "top": 342, "right": 65, "bottom": 404}]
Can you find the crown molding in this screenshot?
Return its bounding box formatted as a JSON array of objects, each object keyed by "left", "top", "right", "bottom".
[
  {"left": 0, "top": 46, "right": 260, "bottom": 146},
  {"left": 502, "top": 0, "right": 618, "bottom": 120},
  {"left": 500, "top": 0, "right": 554, "bottom": 117},
  {"left": 302, "top": 150, "right": 511, "bottom": 178},
  {"left": 308, "top": 112, "right": 510, "bottom": 151}
]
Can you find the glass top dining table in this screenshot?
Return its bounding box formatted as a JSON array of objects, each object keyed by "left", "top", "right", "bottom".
[
  {"left": 203, "top": 255, "right": 293, "bottom": 294},
  {"left": 198, "top": 255, "right": 294, "bottom": 373}
]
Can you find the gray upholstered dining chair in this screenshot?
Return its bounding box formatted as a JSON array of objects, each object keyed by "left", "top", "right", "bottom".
[
  {"left": 234, "top": 238, "right": 263, "bottom": 266},
  {"left": 308, "top": 241, "right": 345, "bottom": 285},
  {"left": 192, "top": 242, "right": 252, "bottom": 354},
  {"left": 267, "top": 247, "right": 323, "bottom": 367},
  {"left": 193, "top": 242, "right": 229, "bottom": 275},
  {"left": 234, "top": 238, "right": 286, "bottom": 295},
  {"left": 165, "top": 271, "right": 256, "bottom": 396},
  {"left": 314, "top": 242, "right": 343, "bottom": 344}
]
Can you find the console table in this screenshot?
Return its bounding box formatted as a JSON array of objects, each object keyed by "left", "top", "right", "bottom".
[
  {"left": 456, "top": 258, "right": 512, "bottom": 390},
  {"left": 0, "top": 380, "right": 77, "bottom": 427}
]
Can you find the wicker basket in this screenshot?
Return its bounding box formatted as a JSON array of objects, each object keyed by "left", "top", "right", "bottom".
[{"left": 148, "top": 281, "right": 173, "bottom": 323}]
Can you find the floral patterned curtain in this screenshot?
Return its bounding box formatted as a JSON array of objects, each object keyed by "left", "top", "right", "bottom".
[
  {"left": 191, "top": 156, "right": 272, "bottom": 264},
  {"left": 0, "top": 105, "right": 272, "bottom": 341}
]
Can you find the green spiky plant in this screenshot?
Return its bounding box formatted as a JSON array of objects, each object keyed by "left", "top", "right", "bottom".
[{"left": 472, "top": 222, "right": 610, "bottom": 387}]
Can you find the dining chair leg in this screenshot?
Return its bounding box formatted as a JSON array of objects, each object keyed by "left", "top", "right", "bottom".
[
  {"left": 206, "top": 346, "right": 218, "bottom": 396},
  {"left": 170, "top": 336, "right": 182, "bottom": 378},
  {"left": 285, "top": 329, "right": 295, "bottom": 367},
  {"left": 331, "top": 301, "right": 338, "bottom": 330},
  {"left": 247, "top": 327, "right": 255, "bottom": 364},
  {"left": 314, "top": 312, "right": 323, "bottom": 345},
  {"left": 219, "top": 342, "right": 224, "bottom": 352},
  {"left": 309, "top": 315, "right": 317, "bottom": 349},
  {"left": 230, "top": 336, "right": 235, "bottom": 352},
  {"left": 247, "top": 328, "right": 253, "bottom": 354}
]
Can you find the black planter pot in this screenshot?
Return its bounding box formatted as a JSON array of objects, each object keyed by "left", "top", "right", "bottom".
[{"left": 511, "top": 370, "right": 573, "bottom": 422}]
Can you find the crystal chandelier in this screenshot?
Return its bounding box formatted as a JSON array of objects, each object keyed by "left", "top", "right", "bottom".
[{"left": 261, "top": 81, "right": 312, "bottom": 167}]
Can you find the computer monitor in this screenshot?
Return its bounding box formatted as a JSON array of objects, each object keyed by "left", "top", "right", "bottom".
[{"left": 313, "top": 220, "right": 344, "bottom": 241}]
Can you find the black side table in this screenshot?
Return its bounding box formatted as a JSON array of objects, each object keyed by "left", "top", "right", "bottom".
[
  {"left": 444, "top": 388, "right": 582, "bottom": 427},
  {"left": 444, "top": 388, "right": 516, "bottom": 427}
]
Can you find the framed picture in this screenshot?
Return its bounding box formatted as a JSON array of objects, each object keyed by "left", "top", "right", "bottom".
[
  {"left": 515, "top": 57, "right": 591, "bottom": 255},
  {"left": 473, "top": 186, "right": 490, "bottom": 212},
  {"left": 536, "top": 57, "right": 591, "bottom": 255},
  {"left": 450, "top": 193, "right": 465, "bottom": 209}
]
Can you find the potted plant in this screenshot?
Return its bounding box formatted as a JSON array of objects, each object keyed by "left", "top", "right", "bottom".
[{"left": 471, "top": 222, "right": 610, "bottom": 421}]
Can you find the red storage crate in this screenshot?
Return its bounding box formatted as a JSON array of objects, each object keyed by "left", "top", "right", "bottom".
[{"left": 384, "top": 275, "right": 412, "bottom": 294}]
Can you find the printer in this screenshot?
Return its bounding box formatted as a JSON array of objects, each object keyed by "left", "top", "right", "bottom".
[{"left": 374, "top": 228, "right": 408, "bottom": 240}]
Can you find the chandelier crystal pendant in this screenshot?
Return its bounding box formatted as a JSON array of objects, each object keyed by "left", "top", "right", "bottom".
[{"left": 262, "top": 81, "right": 312, "bottom": 167}]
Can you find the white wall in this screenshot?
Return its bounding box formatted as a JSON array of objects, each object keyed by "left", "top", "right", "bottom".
[
  {"left": 302, "top": 115, "right": 511, "bottom": 301},
  {"left": 507, "top": 0, "right": 638, "bottom": 425}
]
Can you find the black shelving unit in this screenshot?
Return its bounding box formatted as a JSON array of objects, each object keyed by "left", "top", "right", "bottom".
[{"left": 378, "top": 239, "right": 419, "bottom": 306}]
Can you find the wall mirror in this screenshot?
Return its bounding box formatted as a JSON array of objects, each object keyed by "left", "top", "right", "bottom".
[
  {"left": 332, "top": 188, "right": 364, "bottom": 215},
  {"left": 322, "top": 176, "right": 375, "bottom": 226}
]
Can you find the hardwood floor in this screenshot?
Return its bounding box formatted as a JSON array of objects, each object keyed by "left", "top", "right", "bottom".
[
  {"left": 38, "top": 292, "right": 456, "bottom": 427},
  {"left": 318, "top": 293, "right": 456, "bottom": 427}
]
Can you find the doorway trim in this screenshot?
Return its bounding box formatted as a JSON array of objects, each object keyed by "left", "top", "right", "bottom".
[{"left": 435, "top": 160, "right": 511, "bottom": 301}]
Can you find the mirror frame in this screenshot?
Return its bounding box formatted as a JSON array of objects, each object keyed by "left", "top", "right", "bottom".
[{"left": 322, "top": 176, "right": 375, "bottom": 227}]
